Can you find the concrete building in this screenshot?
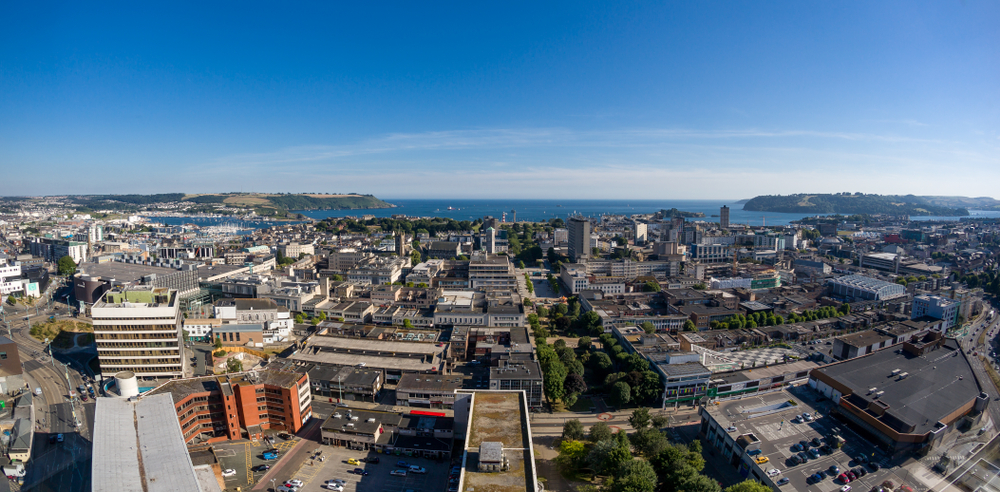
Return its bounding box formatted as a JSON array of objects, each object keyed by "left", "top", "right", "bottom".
[
  {"left": 719, "top": 205, "right": 730, "bottom": 229},
  {"left": 29, "top": 237, "right": 87, "bottom": 263},
  {"left": 567, "top": 217, "right": 590, "bottom": 263},
  {"left": 214, "top": 298, "right": 293, "bottom": 342},
  {"left": 278, "top": 242, "right": 314, "bottom": 258},
  {"left": 182, "top": 318, "right": 222, "bottom": 343},
  {"left": 92, "top": 394, "right": 206, "bottom": 492},
  {"left": 453, "top": 391, "right": 539, "bottom": 492},
  {"left": 810, "top": 334, "right": 988, "bottom": 456},
  {"left": 489, "top": 355, "right": 544, "bottom": 410},
  {"left": 0, "top": 336, "right": 25, "bottom": 394},
  {"left": 396, "top": 373, "right": 464, "bottom": 409},
  {"left": 91, "top": 287, "right": 183, "bottom": 379},
  {"left": 831, "top": 330, "right": 894, "bottom": 360},
  {"left": 912, "top": 295, "right": 960, "bottom": 330}
]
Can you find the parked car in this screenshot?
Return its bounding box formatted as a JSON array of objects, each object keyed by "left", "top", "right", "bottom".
[
  {"left": 726, "top": 426, "right": 738, "bottom": 432},
  {"left": 409, "top": 466, "right": 427, "bottom": 474},
  {"left": 840, "top": 486, "right": 851, "bottom": 492},
  {"left": 353, "top": 468, "right": 368, "bottom": 476},
  {"left": 348, "top": 458, "right": 361, "bottom": 465},
  {"left": 776, "top": 478, "right": 789, "bottom": 486},
  {"left": 254, "top": 465, "right": 271, "bottom": 472},
  {"left": 396, "top": 461, "right": 410, "bottom": 468},
  {"left": 868, "top": 462, "right": 880, "bottom": 471},
  {"left": 222, "top": 469, "right": 237, "bottom": 477},
  {"left": 791, "top": 443, "right": 803, "bottom": 452},
  {"left": 766, "top": 469, "right": 781, "bottom": 477},
  {"left": 838, "top": 473, "right": 850, "bottom": 483},
  {"left": 811, "top": 437, "right": 822, "bottom": 447},
  {"left": 286, "top": 480, "right": 305, "bottom": 488},
  {"left": 829, "top": 465, "right": 840, "bottom": 476},
  {"left": 263, "top": 452, "right": 279, "bottom": 460},
  {"left": 56, "top": 434, "right": 64, "bottom": 443},
  {"left": 364, "top": 457, "right": 380, "bottom": 464},
  {"left": 755, "top": 456, "right": 769, "bottom": 464},
  {"left": 325, "top": 485, "right": 344, "bottom": 492},
  {"left": 391, "top": 470, "right": 408, "bottom": 477},
  {"left": 326, "top": 479, "right": 347, "bottom": 486}
]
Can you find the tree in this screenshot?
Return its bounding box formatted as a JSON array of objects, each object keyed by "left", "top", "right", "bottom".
[
  {"left": 591, "top": 351, "right": 614, "bottom": 380},
  {"left": 556, "top": 303, "right": 569, "bottom": 316},
  {"left": 643, "top": 281, "right": 661, "bottom": 292},
  {"left": 403, "top": 319, "right": 414, "bottom": 329},
  {"left": 318, "top": 311, "right": 327, "bottom": 321},
  {"left": 543, "top": 360, "right": 568, "bottom": 402},
  {"left": 628, "top": 407, "right": 652, "bottom": 430},
  {"left": 563, "top": 419, "right": 585, "bottom": 440},
  {"left": 565, "top": 373, "right": 588, "bottom": 395},
  {"left": 294, "top": 313, "right": 304, "bottom": 324},
  {"left": 226, "top": 357, "right": 243, "bottom": 373},
  {"left": 214, "top": 336, "right": 223, "bottom": 350},
  {"left": 311, "top": 317, "right": 321, "bottom": 326},
  {"left": 578, "top": 336, "right": 592, "bottom": 350},
  {"left": 692, "top": 283, "right": 707, "bottom": 290},
  {"left": 651, "top": 415, "right": 669, "bottom": 429},
  {"left": 723, "top": 481, "right": 773, "bottom": 492},
  {"left": 536, "top": 306, "right": 549, "bottom": 318},
  {"left": 607, "top": 459, "right": 657, "bottom": 492},
  {"left": 589, "top": 421, "right": 613, "bottom": 443},
  {"left": 57, "top": 255, "right": 77, "bottom": 276},
  {"left": 683, "top": 319, "right": 697, "bottom": 332},
  {"left": 556, "top": 438, "right": 588, "bottom": 470},
  {"left": 640, "top": 321, "right": 655, "bottom": 334},
  {"left": 611, "top": 381, "right": 631, "bottom": 407},
  {"left": 410, "top": 250, "right": 422, "bottom": 266},
  {"left": 630, "top": 427, "right": 668, "bottom": 456}
]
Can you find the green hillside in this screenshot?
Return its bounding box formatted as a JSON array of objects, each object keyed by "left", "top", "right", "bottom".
[{"left": 742, "top": 194, "right": 969, "bottom": 216}]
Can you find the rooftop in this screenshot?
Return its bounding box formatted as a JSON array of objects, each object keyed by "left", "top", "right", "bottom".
[
  {"left": 81, "top": 261, "right": 177, "bottom": 283},
  {"left": 835, "top": 330, "right": 892, "bottom": 349},
  {"left": 397, "top": 373, "right": 464, "bottom": 392},
  {"left": 815, "top": 338, "right": 981, "bottom": 435},
  {"left": 92, "top": 393, "right": 202, "bottom": 492}
]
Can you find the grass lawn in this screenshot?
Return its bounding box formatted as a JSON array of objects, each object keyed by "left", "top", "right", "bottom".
[
  {"left": 30, "top": 319, "right": 93, "bottom": 344},
  {"left": 568, "top": 396, "right": 594, "bottom": 413}
]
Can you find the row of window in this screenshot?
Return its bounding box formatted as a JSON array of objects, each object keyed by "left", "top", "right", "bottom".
[
  {"left": 96, "top": 349, "right": 179, "bottom": 357},
  {"left": 95, "top": 324, "right": 178, "bottom": 331},
  {"left": 96, "top": 333, "right": 178, "bottom": 341},
  {"left": 96, "top": 341, "right": 178, "bottom": 349}
]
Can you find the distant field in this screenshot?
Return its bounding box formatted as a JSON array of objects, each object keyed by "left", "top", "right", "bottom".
[
  {"left": 304, "top": 194, "right": 364, "bottom": 198},
  {"left": 222, "top": 196, "right": 270, "bottom": 205}
]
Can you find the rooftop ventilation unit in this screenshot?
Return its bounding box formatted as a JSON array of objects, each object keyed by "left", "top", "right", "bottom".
[
  {"left": 891, "top": 369, "right": 901, "bottom": 376},
  {"left": 898, "top": 372, "right": 909, "bottom": 379},
  {"left": 875, "top": 390, "right": 885, "bottom": 398}
]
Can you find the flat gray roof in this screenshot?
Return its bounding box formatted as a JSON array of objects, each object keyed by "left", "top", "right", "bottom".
[
  {"left": 290, "top": 351, "right": 443, "bottom": 372},
  {"left": 82, "top": 261, "right": 177, "bottom": 283},
  {"left": 92, "top": 393, "right": 203, "bottom": 492},
  {"left": 92, "top": 398, "right": 143, "bottom": 492},
  {"left": 308, "top": 336, "right": 445, "bottom": 356},
  {"left": 817, "top": 338, "right": 981, "bottom": 435}
]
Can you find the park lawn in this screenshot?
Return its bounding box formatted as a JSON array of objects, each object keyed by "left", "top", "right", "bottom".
[{"left": 30, "top": 319, "right": 93, "bottom": 344}]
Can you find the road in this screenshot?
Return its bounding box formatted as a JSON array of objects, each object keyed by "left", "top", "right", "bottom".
[
  {"left": 0, "top": 277, "right": 95, "bottom": 491},
  {"left": 963, "top": 308, "right": 1000, "bottom": 428}
]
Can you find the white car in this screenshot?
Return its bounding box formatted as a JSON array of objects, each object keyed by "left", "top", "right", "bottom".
[
  {"left": 285, "top": 480, "right": 305, "bottom": 488},
  {"left": 326, "top": 479, "right": 347, "bottom": 486},
  {"left": 766, "top": 468, "right": 781, "bottom": 477},
  {"left": 840, "top": 486, "right": 851, "bottom": 492},
  {"left": 726, "top": 426, "right": 737, "bottom": 432},
  {"left": 325, "top": 485, "right": 344, "bottom": 491},
  {"left": 222, "top": 469, "right": 237, "bottom": 477}
]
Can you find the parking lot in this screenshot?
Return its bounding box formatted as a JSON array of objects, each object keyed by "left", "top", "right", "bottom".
[
  {"left": 283, "top": 443, "right": 452, "bottom": 492},
  {"left": 214, "top": 434, "right": 302, "bottom": 489}
]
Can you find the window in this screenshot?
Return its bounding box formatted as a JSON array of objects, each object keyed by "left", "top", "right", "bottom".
[{"left": 0, "top": 352, "right": 6, "bottom": 360}]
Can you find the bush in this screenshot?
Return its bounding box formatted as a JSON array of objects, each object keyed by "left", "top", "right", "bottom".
[{"left": 213, "top": 350, "right": 227, "bottom": 357}]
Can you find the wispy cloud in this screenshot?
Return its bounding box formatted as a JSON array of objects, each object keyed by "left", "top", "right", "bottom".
[{"left": 207, "top": 126, "right": 953, "bottom": 170}]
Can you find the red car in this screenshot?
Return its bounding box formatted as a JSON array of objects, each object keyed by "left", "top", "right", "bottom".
[{"left": 838, "top": 473, "right": 851, "bottom": 483}]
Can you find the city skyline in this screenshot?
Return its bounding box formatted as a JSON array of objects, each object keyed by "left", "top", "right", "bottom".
[{"left": 2, "top": 2, "right": 998, "bottom": 198}]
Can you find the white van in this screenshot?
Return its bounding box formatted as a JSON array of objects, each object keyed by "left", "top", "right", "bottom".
[{"left": 408, "top": 465, "right": 427, "bottom": 474}]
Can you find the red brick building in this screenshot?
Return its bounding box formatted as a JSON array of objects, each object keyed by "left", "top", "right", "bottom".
[{"left": 146, "top": 368, "right": 312, "bottom": 445}]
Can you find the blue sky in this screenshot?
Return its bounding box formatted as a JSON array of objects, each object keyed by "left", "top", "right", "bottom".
[{"left": 2, "top": 2, "right": 997, "bottom": 199}]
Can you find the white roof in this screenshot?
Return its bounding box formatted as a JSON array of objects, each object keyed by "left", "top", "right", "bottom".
[{"left": 92, "top": 393, "right": 203, "bottom": 492}]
